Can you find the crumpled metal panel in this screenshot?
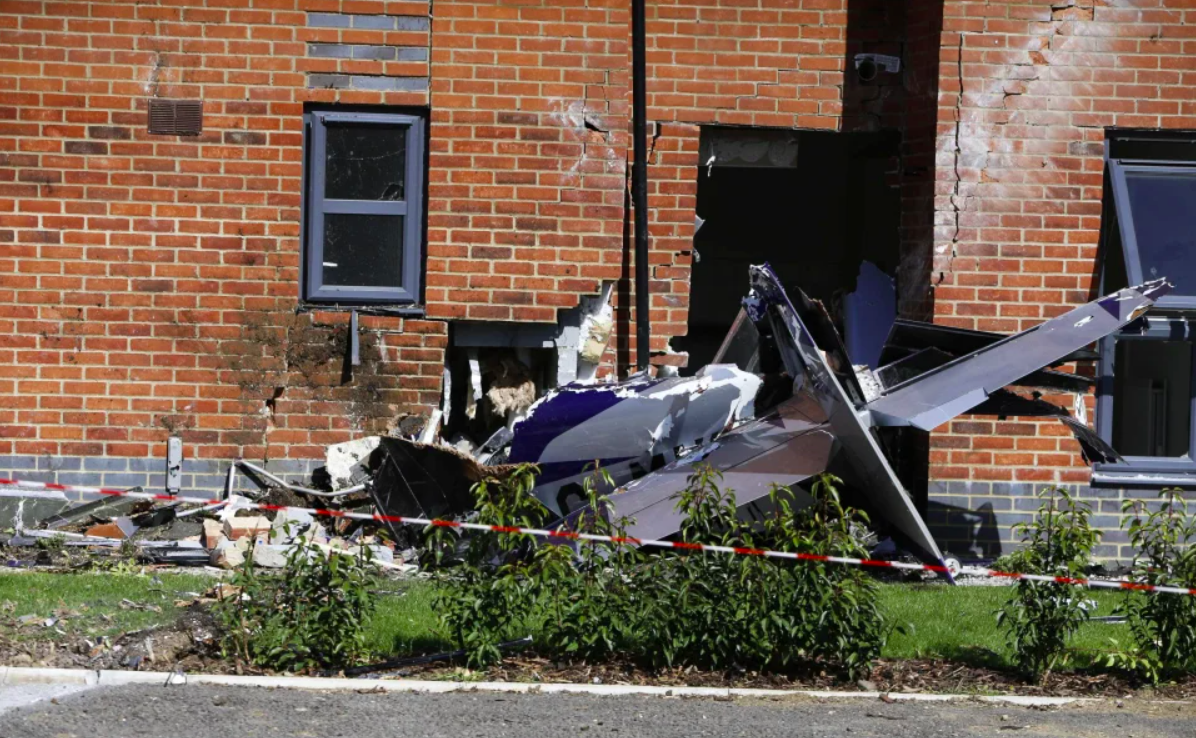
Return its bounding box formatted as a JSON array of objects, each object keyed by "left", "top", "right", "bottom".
[
  {"left": 573, "top": 265, "right": 949, "bottom": 570},
  {"left": 866, "top": 278, "right": 1170, "bottom": 431},
  {"left": 506, "top": 364, "right": 762, "bottom": 516},
  {"left": 745, "top": 265, "right": 947, "bottom": 567},
  {"left": 597, "top": 390, "right": 835, "bottom": 544}
]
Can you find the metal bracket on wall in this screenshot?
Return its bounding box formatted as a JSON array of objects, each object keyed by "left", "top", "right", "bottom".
[
  {"left": 166, "top": 436, "right": 183, "bottom": 494},
  {"left": 350, "top": 309, "right": 361, "bottom": 367}
]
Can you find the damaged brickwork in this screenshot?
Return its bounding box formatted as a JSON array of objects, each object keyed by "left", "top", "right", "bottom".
[
  {"left": 1, "top": 0, "right": 1190, "bottom": 568},
  {"left": 922, "top": 0, "right": 1196, "bottom": 559},
  {"left": 0, "top": 0, "right": 436, "bottom": 463},
  {"left": 929, "top": 0, "right": 1196, "bottom": 486}
]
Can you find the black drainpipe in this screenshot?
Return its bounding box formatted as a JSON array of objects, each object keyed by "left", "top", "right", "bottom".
[{"left": 632, "top": 0, "right": 650, "bottom": 372}]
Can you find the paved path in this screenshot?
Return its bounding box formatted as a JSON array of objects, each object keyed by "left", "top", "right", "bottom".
[{"left": 0, "top": 685, "right": 1193, "bottom": 738}]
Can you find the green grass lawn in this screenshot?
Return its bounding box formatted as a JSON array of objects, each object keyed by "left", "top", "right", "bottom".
[
  {"left": 0, "top": 572, "right": 1135, "bottom": 673},
  {"left": 360, "top": 581, "right": 1131, "bottom": 670},
  {"left": 365, "top": 581, "right": 452, "bottom": 657},
  {"left": 879, "top": 584, "right": 1124, "bottom": 668},
  {"left": 0, "top": 570, "right": 215, "bottom": 641}
]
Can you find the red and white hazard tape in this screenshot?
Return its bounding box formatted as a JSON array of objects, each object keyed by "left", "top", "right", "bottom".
[{"left": 4, "top": 475, "right": 1194, "bottom": 597}]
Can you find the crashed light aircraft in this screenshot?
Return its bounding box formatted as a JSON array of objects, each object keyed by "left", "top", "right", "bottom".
[{"left": 373, "top": 264, "right": 1168, "bottom": 572}]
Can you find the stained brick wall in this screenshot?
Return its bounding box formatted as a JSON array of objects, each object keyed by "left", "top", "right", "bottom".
[
  {"left": 4, "top": 0, "right": 1161, "bottom": 564},
  {"left": 0, "top": 0, "right": 442, "bottom": 464},
  {"left": 0, "top": 0, "right": 923, "bottom": 473},
  {"left": 924, "top": 0, "right": 1196, "bottom": 562},
  {"left": 423, "top": 0, "right": 865, "bottom": 363}
]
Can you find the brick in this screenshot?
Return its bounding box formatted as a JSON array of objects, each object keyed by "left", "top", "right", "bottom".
[
  {"left": 350, "top": 14, "right": 396, "bottom": 30},
  {"left": 307, "top": 73, "right": 351, "bottom": 88},
  {"left": 308, "top": 43, "right": 353, "bottom": 58},
  {"left": 203, "top": 518, "right": 225, "bottom": 550},
  {"left": 307, "top": 12, "right": 352, "bottom": 28},
  {"left": 223, "top": 515, "right": 271, "bottom": 541}
]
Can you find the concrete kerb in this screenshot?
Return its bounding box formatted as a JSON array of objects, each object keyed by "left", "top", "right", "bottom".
[{"left": 0, "top": 667, "right": 1100, "bottom": 707}]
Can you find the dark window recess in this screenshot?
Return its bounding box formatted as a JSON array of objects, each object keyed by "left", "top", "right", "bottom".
[
  {"left": 303, "top": 111, "right": 426, "bottom": 304},
  {"left": 1097, "top": 132, "right": 1196, "bottom": 480},
  {"left": 1111, "top": 339, "right": 1193, "bottom": 458},
  {"left": 147, "top": 99, "right": 203, "bottom": 136}
]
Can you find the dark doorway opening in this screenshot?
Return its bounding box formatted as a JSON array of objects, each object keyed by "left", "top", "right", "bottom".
[{"left": 675, "top": 127, "right": 903, "bottom": 375}]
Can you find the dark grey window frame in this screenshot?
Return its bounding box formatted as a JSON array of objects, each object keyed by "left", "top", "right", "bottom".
[
  {"left": 302, "top": 110, "right": 426, "bottom": 304},
  {"left": 1096, "top": 145, "right": 1196, "bottom": 481},
  {"left": 1095, "top": 315, "right": 1196, "bottom": 478},
  {"left": 1107, "top": 157, "right": 1196, "bottom": 310}
]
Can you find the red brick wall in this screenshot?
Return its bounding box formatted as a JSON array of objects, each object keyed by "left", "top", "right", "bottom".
[
  {"left": 424, "top": 0, "right": 631, "bottom": 328},
  {"left": 638, "top": 0, "right": 875, "bottom": 357},
  {"left": 927, "top": 0, "right": 1196, "bottom": 487},
  {"left": 0, "top": 0, "right": 944, "bottom": 463},
  {"left": 425, "top": 0, "right": 862, "bottom": 365},
  {"left": 0, "top": 0, "right": 442, "bottom": 461}
]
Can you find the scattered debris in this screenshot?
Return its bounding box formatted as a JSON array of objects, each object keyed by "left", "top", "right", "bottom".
[
  {"left": 119, "top": 599, "right": 162, "bottom": 613},
  {"left": 326, "top": 437, "right": 383, "bottom": 491},
  {"left": 85, "top": 517, "right": 138, "bottom": 540},
  {"left": 368, "top": 265, "right": 1168, "bottom": 573},
  {"left": 0, "top": 267, "right": 1168, "bottom": 579}
]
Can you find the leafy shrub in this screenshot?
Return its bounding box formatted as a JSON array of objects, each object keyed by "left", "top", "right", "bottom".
[
  {"left": 533, "top": 468, "right": 644, "bottom": 662},
  {"left": 760, "top": 473, "right": 889, "bottom": 678},
  {"left": 425, "top": 464, "right": 546, "bottom": 668},
  {"left": 431, "top": 465, "right": 890, "bottom": 679},
  {"left": 633, "top": 465, "right": 774, "bottom": 670},
  {"left": 995, "top": 485, "right": 1100, "bottom": 679},
  {"left": 630, "top": 469, "right": 888, "bottom": 678},
  {"left": 215, "top": 537, "right": 379, "bottom": 673},
  {"left": 1112, "top": 489, "right": 1196, "bottom": 680}
]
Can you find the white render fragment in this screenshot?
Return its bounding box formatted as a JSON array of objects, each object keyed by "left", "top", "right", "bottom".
[
  {"left": 466, "top": 349, "right": 482, "bottom": 419},
  {"left": 853, "top": 365, "right": 883, "bottom": 403},
  {"left": 576, "top": 282, "right": 615, "bottom": 375},
  {"left": 325, "top": 436, "right": 382, "bottom": 490},
  {"left": 418, "top": 409, "right": 442, "bottom": 445}
]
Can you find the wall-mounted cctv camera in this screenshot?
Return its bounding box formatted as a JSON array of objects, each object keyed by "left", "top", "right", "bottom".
[{"left": 853, "top": 53, "right": 901, "bottom": 83}]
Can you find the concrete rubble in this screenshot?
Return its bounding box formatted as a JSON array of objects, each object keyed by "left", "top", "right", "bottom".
[
  {"left": 0, "top": 264, "right": 1168, "bottom": 577},
  {"left": 5, "top": 455, "right": 416, "bottom": 576}
]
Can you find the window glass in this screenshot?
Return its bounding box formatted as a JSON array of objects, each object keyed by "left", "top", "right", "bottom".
[
  {"left": 322, "top": 213, "right": 404, "bottom": 288},
  {"left": 325, "top": 123, "right": 407, "bottom": 201},
  {"left": 711, "top": 309, "right": 761, "bottom": 374},
  {"left": 1112, "top": 339, "right": 1192, "bottom": 457},
  {"left": 1124, "top": 168, "right": 1196, "bottom": 293}
]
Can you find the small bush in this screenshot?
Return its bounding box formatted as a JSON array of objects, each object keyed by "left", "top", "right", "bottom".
[
  {"left": 1113, "top": 489, "right": 1196, "bottom": 680},
  {"left": 425, "top": 464, "right": 546, "bottom": 669},
  {"left": 760, "top": 473, "right": 889, "bottom": 678},
  {"left": 995, "top": 485, "right": 1100, "bottom": 680},
  {"left": 630, "top": 469, "right": 889, "bottom": 679},
  {"left": 215, "top": 537, "right": 379, "bottom": 673},
  {"left": 533, "top": 468, "right": 643, "bottom": 662},
  {"left": 431, "top": 465, "right": 890, "bottom": 680},
  {"left": 633, "top": 465, "right": 774, "bottom": 670}
]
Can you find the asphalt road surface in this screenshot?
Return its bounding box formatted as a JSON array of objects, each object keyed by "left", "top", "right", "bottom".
[{"left": 0, "top": 685, "right": 1193, "bottom": 738}]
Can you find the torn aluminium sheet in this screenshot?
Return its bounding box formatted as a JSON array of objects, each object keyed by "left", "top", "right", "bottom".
[
  {"left": 368, "top": 263, "right": 1166, "bottom": 573},
  {"left": 866, "top": 278, "right": 1169, "bottom": 431},
  {"left": 549, "top": 267, "right": 1167, "bottom": 571},
  {"left": 506, "top": 365, "right": 762, "bottom": 516},
  {"left": 588, "top": 264, "right": 947, "bottom": 568}
]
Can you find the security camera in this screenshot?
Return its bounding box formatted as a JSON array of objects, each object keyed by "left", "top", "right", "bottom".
[{"left": 854, "top": 53, "right": 901, "bottom": 83}]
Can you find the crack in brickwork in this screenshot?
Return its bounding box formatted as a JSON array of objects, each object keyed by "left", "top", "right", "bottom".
[{"left": 928, "top": 0, "right": 1196, "bottom": 490}]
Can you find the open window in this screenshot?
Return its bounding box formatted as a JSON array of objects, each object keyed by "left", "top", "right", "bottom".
[
  {"left": 303, "top": 110, "right": 426, "bottom": 304},
  {"left": 1095, "top": 132, "right": 1196, "bottom": 483}
]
